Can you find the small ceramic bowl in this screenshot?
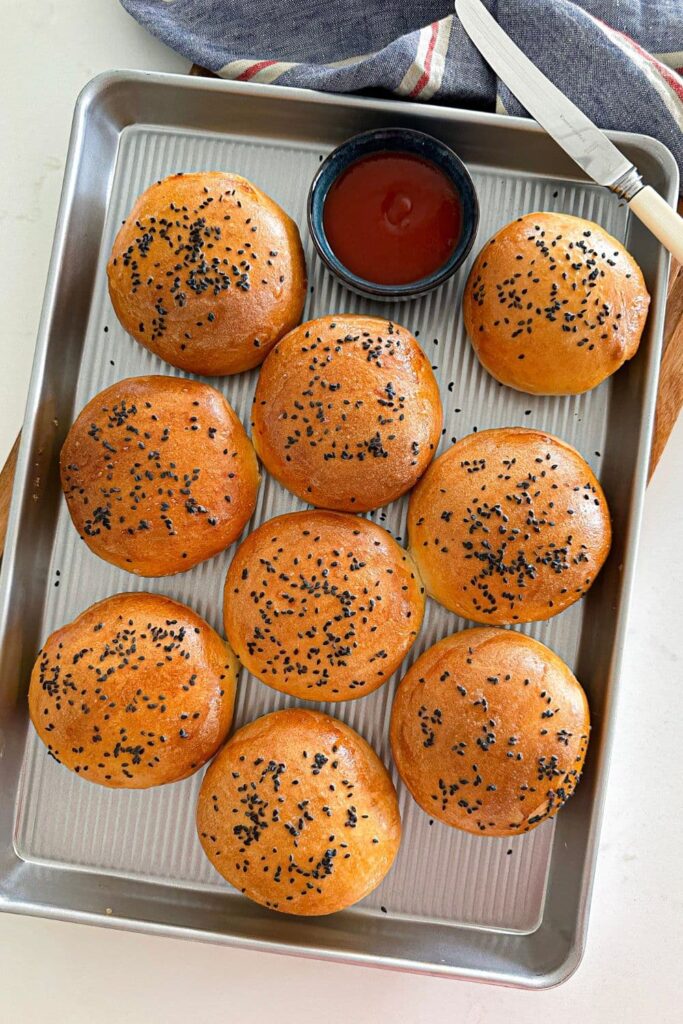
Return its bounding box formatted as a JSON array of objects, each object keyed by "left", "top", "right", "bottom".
[{"left": 307, "top": 127, "right": 479, "bottom": 301}]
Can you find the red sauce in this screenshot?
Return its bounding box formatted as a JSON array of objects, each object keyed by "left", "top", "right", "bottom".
[{"left": 322, "top": 151, "right": 462, "bottom": 285}]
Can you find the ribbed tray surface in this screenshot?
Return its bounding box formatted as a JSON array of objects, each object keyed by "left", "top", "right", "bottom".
[{"left": 14, "top": 123, "right": 626, "bottom": 932}]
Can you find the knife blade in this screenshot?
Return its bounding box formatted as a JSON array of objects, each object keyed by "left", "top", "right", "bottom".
[{"left": 454, "top": 0, "right": 683, "bottom": 262}]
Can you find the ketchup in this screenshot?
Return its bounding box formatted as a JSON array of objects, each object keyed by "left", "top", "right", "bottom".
[{"left": 322, "top": 151, "right": 462, "bottom": 285}]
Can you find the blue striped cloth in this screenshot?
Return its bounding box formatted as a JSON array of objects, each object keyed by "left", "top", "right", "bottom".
[{"left": 120, "top": 0, "right": 683, "bottom": 188}]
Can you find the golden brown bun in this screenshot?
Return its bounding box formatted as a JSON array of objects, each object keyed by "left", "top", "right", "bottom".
[
  {"left": 197, "top": 708, "right": 401, "bottom": 914},
  {"left": 224, "top": 511, "right": 425, "bottom": 701},
  {"left": 251, "top": 315, "right": 443, "bottom": 512},
  {"left": 390, "top": 628, "right": 589, "bottom": 836},
  {"left": 29, "top": 593, "right": 238, "bottom": 788},
  {"left": 463, "top": 212, "right": 649, "bottom": 395},
  {"left": 408, "top": 427, "right": 611, "bottom": 624},
  {"left": 107, "top": 172, "right": 306, "bottom": 376},
  {"left": 60, "top": 376, "right": 259, "bottom": 577}
]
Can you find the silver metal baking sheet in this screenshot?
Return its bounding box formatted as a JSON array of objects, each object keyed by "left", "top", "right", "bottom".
[{"left": 0, "top": 71, "right": 677, "bottom": 987}]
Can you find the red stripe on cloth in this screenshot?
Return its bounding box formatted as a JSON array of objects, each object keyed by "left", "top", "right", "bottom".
[
  {"left": 409, "top": 22, "right": 439, "bottom": 99},
  {"left": 600, "top": 21, "right": 683, "bottom": 102},
  {"left": 236, "top": 59, "right": 278, "bottom": 82}
]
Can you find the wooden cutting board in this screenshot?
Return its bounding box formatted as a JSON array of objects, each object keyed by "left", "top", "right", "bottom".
[{"left": 0, "top": 76, "right": 681, "bottom": 555}]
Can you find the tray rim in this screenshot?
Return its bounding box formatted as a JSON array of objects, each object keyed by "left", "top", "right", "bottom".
[{"left": 0, "top": 68, "right": 677, "bottom": 989}]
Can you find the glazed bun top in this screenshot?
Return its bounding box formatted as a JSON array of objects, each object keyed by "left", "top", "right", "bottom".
[
  {"left": 251, "top": 315, "right": 443, "bottom": 512},
  {"left": 223, "top": 510, "right": 425, "bottom": 701},
  {"left": 197, "top": 708, "right": 401, "bottom": 915},
  {"left": 408, "top": 427, "right": 611, "bottom": 624},
  {"left": 463, "top": 212, "right": 650, "bottom": 395},
  {"left": 29, "top": 592, "right": 239, "bottom": 788},
  {"left": 107, "top": 172, "right": 306, "bottom": 376},
  {"left": 60, "top": 376, "right": 259, "bottom": 577},
  {"left": 390, "top": 628, "right": 590, "bottom": 836}
]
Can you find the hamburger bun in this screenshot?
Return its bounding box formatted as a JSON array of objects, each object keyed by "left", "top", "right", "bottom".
[
  {"left": 408, "top": 427, "right": 611, "bottom": 624},
  {"left": 197, "top": 708, "right": 401, "bottom": 915},
  {"left": 390, "top": 628, "right": 590, "bottom": 836},
  {"left": 107, "top": 172, "right": 306, "bottom": 376},
  {"left": 251, "top": 315, "right": 443, "bottom": 512},
  {"left": 60, "top": 375, "right": 259, "bottom": 577},
  {"left": 29, "top": 592, "right": 239, "bottom": 788},
  {"left": 463, "top": 212, "right": 649, "bottom": 394},
  {"left": 223, "top": 510, "right": 425, "bottom": 701}
]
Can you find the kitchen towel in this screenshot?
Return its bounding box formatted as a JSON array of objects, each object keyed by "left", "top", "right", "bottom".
[{"left": 120, "top": 0, "right": 683, "bottom": 188}]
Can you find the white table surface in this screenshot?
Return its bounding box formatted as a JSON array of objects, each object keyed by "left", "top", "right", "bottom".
[{"left": 1, "top": 3, "right": 681, "bottom": 1020}]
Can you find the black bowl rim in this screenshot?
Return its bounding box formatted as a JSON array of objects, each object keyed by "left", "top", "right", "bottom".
[{"left": 307, "top": 126, "right": 480, "bottom": 299}]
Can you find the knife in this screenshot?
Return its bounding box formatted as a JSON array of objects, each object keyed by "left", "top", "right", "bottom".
[{"left": 454, "top": 0, "right": 683, "bottom": 263}]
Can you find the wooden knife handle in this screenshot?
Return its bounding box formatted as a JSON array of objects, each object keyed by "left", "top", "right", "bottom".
[{"left": 630, "top": 187, "right": 683, "bottom": 264}]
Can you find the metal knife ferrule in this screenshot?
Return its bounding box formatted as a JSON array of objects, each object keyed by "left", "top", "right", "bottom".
[{"left": 610, "top": 166, "right": 644, "bottom": 202}]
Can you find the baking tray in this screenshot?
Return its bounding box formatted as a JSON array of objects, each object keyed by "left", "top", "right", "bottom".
[{"left": 0, "top": 70, "right": 676, "bottom": 988}]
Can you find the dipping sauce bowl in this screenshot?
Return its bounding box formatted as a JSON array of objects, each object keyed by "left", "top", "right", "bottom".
[{"left": 307, "top": 127, "right": 479, "bottom": 300}]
